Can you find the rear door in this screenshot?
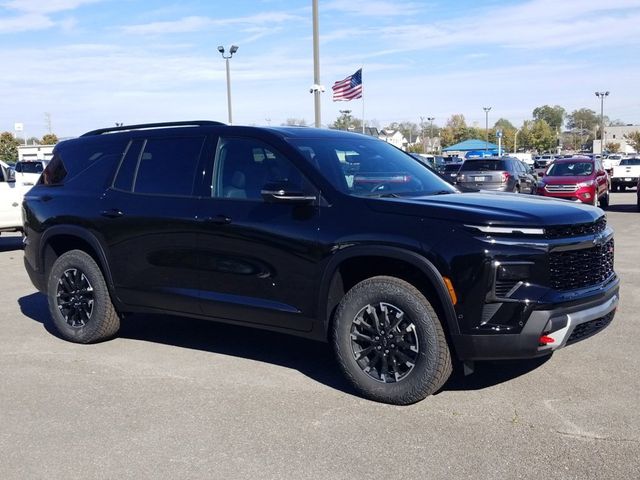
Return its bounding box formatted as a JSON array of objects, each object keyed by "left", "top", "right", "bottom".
[
  {"left": 0, "top": 166, "right": 25, "bottom": 230},
  {"left": 100, "top": 133, "right": 212, "bottom": 314}
]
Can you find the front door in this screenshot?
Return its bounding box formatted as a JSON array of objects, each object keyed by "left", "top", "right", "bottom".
[{"left": 195, "top": 136, "right": 320, "bottom": 332}]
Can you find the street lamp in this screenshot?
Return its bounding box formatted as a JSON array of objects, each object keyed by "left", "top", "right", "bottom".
[
  {"left": 595, "top": 91, "right": 609, "bottom": 154},
  {"left": 483, "top": 107, "right": 492, "bottom": 153},
  {"left": 427, "top": 117, "right": 435, "bottom": 153},
  {"left": 218, "top": 45, "right": 239, "bottom": 124}
]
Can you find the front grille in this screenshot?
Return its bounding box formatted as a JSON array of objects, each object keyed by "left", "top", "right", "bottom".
[
  {"left": 566, "top": 311, "right": 615, "bottom": 345},
  {"left": 545, "top": 216, "right": 607, "bottom": 239},
  {"left": 549, "top": 239, "right": 614, "bottom": 290},
  {"left": 545, "top": 184, "right": 578, "bottom": 192}
]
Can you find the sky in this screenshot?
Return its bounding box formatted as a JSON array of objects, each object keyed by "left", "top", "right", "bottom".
[{"left": 1, "top": 0, "right": 639, "bottom": 138}]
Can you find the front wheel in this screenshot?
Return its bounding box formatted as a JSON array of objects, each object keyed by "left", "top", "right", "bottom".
[
  {"left": 47, "top": 250, "right": 121, "bottom": 343},
  {"left": 331, "top": 276, "right": 452, "bottom": 405},
  {"left": 599, "top": 192, "right": 609, "bottom": 209}
]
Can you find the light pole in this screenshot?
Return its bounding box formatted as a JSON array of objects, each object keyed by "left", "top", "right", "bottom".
[
  {"left": 427, "top": 117, "right": 435, "bottom": 153},
  {"left": 513, "top": 128, "right": 521, "bottom": 154},
  {"left": 483, "top": 107, "right": 492, "bottom": 153},
  {"left": 218, "top": 45, "right": 239, "bottom": 124},
  {"left": 312, "top": 0, "right": 321, "bottom": 128},
  {"left": 595, "top": 91, "right": 609, "bottom": 154}
]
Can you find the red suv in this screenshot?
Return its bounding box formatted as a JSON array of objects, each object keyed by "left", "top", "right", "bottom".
[{"left": 538, "top": 156, "right": 609, "bottom": 208}]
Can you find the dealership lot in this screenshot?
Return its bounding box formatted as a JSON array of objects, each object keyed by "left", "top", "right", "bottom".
[{"left": 0, "top": 192, "right": 638, "bottom": 480}]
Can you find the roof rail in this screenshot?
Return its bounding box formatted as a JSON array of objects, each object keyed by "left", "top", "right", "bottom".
[{"left": 81, "top": 120, "right": 225, "bottom": 137}]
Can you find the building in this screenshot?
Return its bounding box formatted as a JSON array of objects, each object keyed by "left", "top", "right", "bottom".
[
  {"left": 593, "top": 125, "right": 639, "bottom": 154},
  {"left": 378, "top": 130, "right": 407, "bottom": 150},
  {"left": 18, "top": 145, "right": 54, "bottom": 163}
]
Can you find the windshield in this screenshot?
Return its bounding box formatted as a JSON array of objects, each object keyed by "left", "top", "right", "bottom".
[
  {"left": 459, "top": 160, "right": 507, "bottom": 172},
  {"left": 619, "top": 158, "right": 640, "bottom": 166},
  {"left": 16, "top": 162, "right": 44, "bottom": 174},
  {"left": 290, "top": 137, "right": 456, "bottom": 197},
  {"left": 546, "top": 162, "right": 593, "bottom": 176}
]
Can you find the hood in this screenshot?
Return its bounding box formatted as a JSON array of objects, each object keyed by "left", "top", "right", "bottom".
[
  {"left": 541, "top": 175, "right": 593, "bottom": 184},
  {"left": 365, "top": 191, "right": 601, "bottom": 227}
]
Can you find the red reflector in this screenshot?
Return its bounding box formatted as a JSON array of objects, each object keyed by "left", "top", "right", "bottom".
[{"left": 539, "top": 335, "right": 555, "bottom": 344}]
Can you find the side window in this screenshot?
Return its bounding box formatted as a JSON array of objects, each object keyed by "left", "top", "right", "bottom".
[
  {"left": 212, "top": 137, "right": 311, "bottom": 200},
  {"left": 113, "top": 139, "right": 144, "bottom": 191},
  {"left": 131, "top": 136, "right": 205, "bottom": 196}
]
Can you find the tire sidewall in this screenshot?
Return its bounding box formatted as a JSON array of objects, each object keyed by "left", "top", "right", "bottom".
[
  {"left": 47, "top": 250, "right": 113, "bottom": 343},
  {"left": 333, "top": 277, "right": 446, "bottom": 403}
]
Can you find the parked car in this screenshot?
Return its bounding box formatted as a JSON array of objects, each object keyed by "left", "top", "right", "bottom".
[
  {"left": 440, "top": 162, "right": 463, "bottom": 184},
  {"left": 637, "top": 175, "right": 640, "bottom": 211},
  {"left": 533, "top": 154, "right": 554, "bottom": 169},
  {"left": 610, "top": 158, "right": 640, "bottom": 191},
  {"left": 23, "top": 121, "right": 619, "bottom": 405},
  {"left": 0, "top": 160, "right": 31, "bottom": 233},
  {"left": 456, "top": 156, "right": 537, "bottom": 193},
  {"left": 14, "top": 160, "right": 46, "bottom": 187},
  {"left": 537, "top": 156, "right": 609, "bottom": 208}
]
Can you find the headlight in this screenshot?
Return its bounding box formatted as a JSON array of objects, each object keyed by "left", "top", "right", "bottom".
[{"left": 576, "top": 180, "right": 595, "bottom": 188}]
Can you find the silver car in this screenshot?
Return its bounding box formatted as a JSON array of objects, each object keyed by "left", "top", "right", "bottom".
[{"left": 456, "top": 157, "right": 537, "bottom": 193}]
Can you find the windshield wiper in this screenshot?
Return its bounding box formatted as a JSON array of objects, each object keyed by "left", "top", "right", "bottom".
[
  {"left": 365, "top": 192, "right": 401, "bottom": 198},
  {"left": 427, "top": 190, "right": 454, "bottom": 196}
]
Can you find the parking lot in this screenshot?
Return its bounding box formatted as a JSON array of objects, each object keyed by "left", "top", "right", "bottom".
[{"left": 0, "top": 191, "right": 638, "bottom": 480}]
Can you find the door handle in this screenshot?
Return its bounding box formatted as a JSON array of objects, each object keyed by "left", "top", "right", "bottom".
[
  {"left": 206, "top": 215, "right": 232, "bottom": 225},
  {"left": 101, "top": 208, "right": 124, "bottom": 218}
]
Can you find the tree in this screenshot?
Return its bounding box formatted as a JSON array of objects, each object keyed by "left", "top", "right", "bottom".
[
  {"left": 605, "top": 142, "right": 621, "bottom": 153},
  {"left": 41, "top": 133, "right": 58, "bottom": 145},
  {"left": 0, "top": 132, "right": 20, "bottom": 164},
  {"left": 532, "top": 105, "right": 565, "bottom": 130},
  {"left": 624, "top": 131, "right": 640, "bottom": 152},
  {"left": 493, "top": 118, "right": 516, "bottom": 152},
  {"left": 566, "top": 108, "right": 599, "bottom": 132},
  {"left": 529, "top": 120, "right": 556, "bottom": 152},
  {"left": 331, "top": 111, "right": 362, "bottom": 131},
  {"left": 440, "top": 114, "right": 469, "bottom": 147}
]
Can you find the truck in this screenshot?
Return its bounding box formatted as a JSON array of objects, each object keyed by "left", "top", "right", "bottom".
[{"left": 611, "top": 157, "right": 640, "bottom": 191}]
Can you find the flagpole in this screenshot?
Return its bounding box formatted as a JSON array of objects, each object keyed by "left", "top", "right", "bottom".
[{"left": 361, "top": 67, "right": 365, "bottom": 134}]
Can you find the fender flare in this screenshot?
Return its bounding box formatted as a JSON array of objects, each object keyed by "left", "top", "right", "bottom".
[
  {"left": 40, "top": 225, "right": 116, "bottom": 292},
  {"left": 317, "top": 245, "right": 460, "bottom": 338}
]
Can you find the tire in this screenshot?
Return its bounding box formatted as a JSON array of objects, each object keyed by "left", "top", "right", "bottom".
[
  {"left": 331, "top": 276, "right": 452, "bottom": 405},
  {"left": 600, "top": 192, "right": 609, "bottom": 209},
  {"left": 47, "top": 249, "right": 120, "bottom": 343},
  {"left": 592, "top": 193, "right": 598, "bottom": 207}
]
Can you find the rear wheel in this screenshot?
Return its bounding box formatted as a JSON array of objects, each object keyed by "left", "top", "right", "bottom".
[
  {"left": 47, "top": 250, "right": 120, "bottom": 343},
  {"left": 332, "top": 276, "right": 452, "bottom": 405}
]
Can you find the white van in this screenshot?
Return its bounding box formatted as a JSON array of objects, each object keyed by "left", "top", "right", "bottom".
[{"left": 0, "top": 160, "right": 32, "bottom": 233}]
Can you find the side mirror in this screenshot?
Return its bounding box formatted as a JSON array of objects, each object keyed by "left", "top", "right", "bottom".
[
  {"left": 538, "top": 171, "right": 544, "bottom": 177},
  {"left": 261, "top": 182, "right": 316, "bottom": 204},
  {"left": 7, "top": 169, "right": 15, "bottom": 182}
]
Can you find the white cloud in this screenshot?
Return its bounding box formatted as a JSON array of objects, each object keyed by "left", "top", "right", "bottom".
[
  {"left": 323, "top": 0, "right": 424, "bottom": 17},
  {"left": 121, "top": 12, "right": 303, "bottom": 35},
  {"left": 0, "top": 13, "right": 53, "bottom": 33},
  {"left": 1, "top": 0, "right": 103, "bottom": 14}
]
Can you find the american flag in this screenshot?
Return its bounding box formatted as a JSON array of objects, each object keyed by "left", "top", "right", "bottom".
[{"left": 332, "top": 68, "right": 363, "bottom": 101}]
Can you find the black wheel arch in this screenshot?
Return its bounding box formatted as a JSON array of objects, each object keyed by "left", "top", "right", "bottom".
[
  {"left": 39, "top": 225, "right": 118, "bottom": 302},
  {"left": 317, "top": 246, "right": 460, "bottom": 343}
]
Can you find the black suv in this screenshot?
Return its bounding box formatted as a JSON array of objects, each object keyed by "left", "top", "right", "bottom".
[{"left": 23, "top": 121, "right": 619, "bottom": 405}]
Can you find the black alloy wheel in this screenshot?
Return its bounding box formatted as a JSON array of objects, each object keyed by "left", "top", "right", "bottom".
[
  {"left": 56, "top": 268, "right": 95, "bottom": 327},
  {"left": 47, "top": 250, "right": 120, "bottom": 343},
  {"left": 332, "top": 276, "right": 452, "bottom": 405},
  {"left": 350, "top": 302, "right": 419, "bottom": 383}
]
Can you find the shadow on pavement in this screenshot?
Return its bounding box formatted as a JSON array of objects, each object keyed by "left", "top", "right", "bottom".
[
  {"left": 18, "top": 292, "right": 549, "bottom": 400},
  {"left": 0, "top": 234, "right": 23, "bottom": 253}
]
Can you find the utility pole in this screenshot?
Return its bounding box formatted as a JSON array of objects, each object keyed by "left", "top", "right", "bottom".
[{"left": 44, "top": 112, "right": 52, "bottom": 134}]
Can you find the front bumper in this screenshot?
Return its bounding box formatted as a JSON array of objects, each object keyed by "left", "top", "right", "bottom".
[
  {"left": 453, "top": 278, "right": 619, "bottom": 360},
  {"left": 611, "top": 177, "right": 638, "bottom": 188},
  {"left": 538, "top": 186, "right": 596, "bottom": 204}
]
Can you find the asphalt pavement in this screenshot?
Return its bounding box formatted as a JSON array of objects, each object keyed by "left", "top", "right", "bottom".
[{"left": 1, "top": 192, "right": 638, "bottom": 480}]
